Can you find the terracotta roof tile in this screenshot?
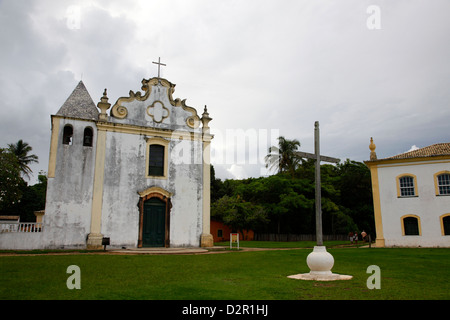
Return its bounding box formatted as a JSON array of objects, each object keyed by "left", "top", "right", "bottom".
[{"left": 384, "top": 143, "right": 450, "bottom": 160}]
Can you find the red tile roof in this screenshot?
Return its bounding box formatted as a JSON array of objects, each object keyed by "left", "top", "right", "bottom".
[{"left": 384, "top": 143, "right": 450, "bottom": 160}]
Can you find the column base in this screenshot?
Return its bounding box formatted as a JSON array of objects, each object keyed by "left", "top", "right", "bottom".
[
  {"left": 200, "top": 233, "right": 214, "bottom": 247},
  {"left": 375, "top": 238, "right": 385, "bottom": 247},
  {"left": 86, "top": 233, "right": 103, "bottom": 250}
]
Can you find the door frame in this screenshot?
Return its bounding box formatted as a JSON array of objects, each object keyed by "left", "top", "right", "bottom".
[{"left": 138, "top": 187, "right": 172, "bottom": 248}]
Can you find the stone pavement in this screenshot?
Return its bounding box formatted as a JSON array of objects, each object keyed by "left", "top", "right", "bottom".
[{"left": 106, "top": 247, "right": 223, "bottom": 255}]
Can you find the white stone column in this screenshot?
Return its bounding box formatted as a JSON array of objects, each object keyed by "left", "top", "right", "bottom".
[
  {"left": 87, "top": 90, "right": 110, "bottom": 249},
  {"left": 200, "top": 106, "right": 214, "bottom": 247}
]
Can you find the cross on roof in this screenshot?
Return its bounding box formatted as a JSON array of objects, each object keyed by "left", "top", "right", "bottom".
[{"left": 152, "top": 57, "right": 166, "bottom": 79}]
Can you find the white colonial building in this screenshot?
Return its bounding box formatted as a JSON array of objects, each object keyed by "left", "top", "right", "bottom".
[
  {"left": 0, "top": 76, "right": 214, "bottom": 250},
  {"left": 365, "top": 138, "right": 450, "bottom": 247}
]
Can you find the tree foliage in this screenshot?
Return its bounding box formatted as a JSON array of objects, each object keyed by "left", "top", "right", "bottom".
[
  {"left": 8, "top": 139, "right": 39, "bottom": 180},
  {"left": 0, "top": 141, "right": 45, "bottom": 221},
  {"left": 0, "top": 148, "right": 24, "bottom": 211},
  {"left": 211, "top": 158, "right": 375, "bottom": 236},
  {"left": 264, "top": 136, "right": 302, "bottom": 177}
]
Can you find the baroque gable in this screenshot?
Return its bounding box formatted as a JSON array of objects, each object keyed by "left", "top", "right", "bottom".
[{"left": 110, "top": 77, "right": 200, "bottom": 131}]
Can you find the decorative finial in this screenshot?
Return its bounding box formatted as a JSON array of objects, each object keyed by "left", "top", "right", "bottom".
[
  {"left": 97, "top": 88, "right": 111, "bottom": 122},
  {"left": 201, "top": 105, "right": 212, "bottom": 132},
  {"left": 369, "top": 137, "right": 377, "bottom": 160}
]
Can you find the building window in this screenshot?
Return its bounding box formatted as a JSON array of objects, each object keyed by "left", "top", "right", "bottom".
[
  {"left": 402, "top": 216, "right": 420, "bottom": 236},
  {"left": 149, "top": 144, "right": 164, "bottom": 176},
  {"left": 437, "top": 173, "right": 450, "bottom": 195},
  {"left": 83, "top": 127, "right": 94, "bottom": 147},
  {"left": 441, "top": 215, "right": 450, "bottom": 236},
  {"left": 63, "top": 125, "right": 73, "bottom": 145},
  {"left": 217, "top": 229, "right": 223, "bottom": 238},
  {"left": 398, "top": 175, "right": 416, "bottom": 197},
  {"left": 146, "top": 137, "right": 169, "bottom": 179}
]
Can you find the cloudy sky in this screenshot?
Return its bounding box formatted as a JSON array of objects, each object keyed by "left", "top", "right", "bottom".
[{"left": 0, "top": 0, "right": 449, "bottom": 183}]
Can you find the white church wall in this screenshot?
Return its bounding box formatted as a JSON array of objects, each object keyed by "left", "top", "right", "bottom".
[
  {"left": 167, "top": 138, "right": 204, "bottom": 247},
  {"left": 42, "top": 118, "right": 97, "bottom": 249},
  {"left": 101, "top": 132, "right": 143, "bottom": 247},
  {"left": 100, "top": 131, "right": 204, "bottom": 248},
  {"left": 377, "top": 160, "right": 450, "bottom": 247}
]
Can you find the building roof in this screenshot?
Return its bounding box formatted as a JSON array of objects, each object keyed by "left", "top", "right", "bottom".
[
  {"left": 384, "top": 143, "right": 450, "bottom": 160},
  {"left": 56, "top": 81, "right": 99, "bottom": 120}
]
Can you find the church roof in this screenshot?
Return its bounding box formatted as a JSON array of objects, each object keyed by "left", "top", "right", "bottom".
[
  {"left": 384, "top": 143, "right": 450, "bottom": 160},
  {"left": 56, "top": 81, "right": 99, "bottom": 120}
]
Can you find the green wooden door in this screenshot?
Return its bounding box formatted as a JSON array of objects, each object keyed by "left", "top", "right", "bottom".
[{"left": 143, "top": 198, "right": 166, "bottom": 247}]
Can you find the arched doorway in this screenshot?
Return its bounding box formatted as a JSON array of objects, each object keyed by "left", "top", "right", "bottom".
[{"left": 138, "top": 187, "right": 172, "bottom": 248}]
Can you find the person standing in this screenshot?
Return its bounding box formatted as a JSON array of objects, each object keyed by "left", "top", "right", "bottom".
[
  {"left": 361, "top": 230, "right": 367, "bottom": 242},
  {"left": 348, "top": 231, "right": 354, "bottom": 244}
]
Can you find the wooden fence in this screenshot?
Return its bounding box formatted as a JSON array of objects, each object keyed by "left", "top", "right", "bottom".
[{"left": 254, "top": 233, "right": 348, "bottom": 242}]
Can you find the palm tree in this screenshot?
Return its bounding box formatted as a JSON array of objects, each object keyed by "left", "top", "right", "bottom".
[
  {"left": 265, "top": 136, "right": 301, "bottom": 176},
  {"left": 7, "top": 140, "right": 39, "bottom": 179}
]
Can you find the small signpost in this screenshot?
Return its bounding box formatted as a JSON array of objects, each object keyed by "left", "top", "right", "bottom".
[{"left": 230, "top": 233, "right": 239, "bottom": 250}]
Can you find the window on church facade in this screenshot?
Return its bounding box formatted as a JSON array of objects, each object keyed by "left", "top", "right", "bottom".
[
  {"left": 63, "top": 125, "right": 73, "bottom": 145},
  {"left": 83, "top": 127, "right": 94, "bottom": 147},
  {"left": 399, "top": 176, "right": 416, "bottom": 197},
  {"left": 149, "top": 144, "right": 165, "bottom": 176},
  {"left": 145, "top": 137, "right": 169, "bottom": 179}
]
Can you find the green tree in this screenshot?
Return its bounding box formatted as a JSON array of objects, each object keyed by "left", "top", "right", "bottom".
[
  {"left": 336, "top": 159, "right": 375, "bottom": 234},
  {"left": 211, "top": 195, "right": 268, "bottom": 238},
  {"left": 0, "top": 148, "right": 24, "bottom": 211},
  {"left": 1, "top": 170, "right": 48, "bottom": 222},
  {"left": 7, "top": 140, "right": 39, "bottom": 180},
  {"left": 210, "top": 143, "right": 375, "bottom": 237},
  {"left": 265, "top": 136, "right": 301, "bottom": 177}
]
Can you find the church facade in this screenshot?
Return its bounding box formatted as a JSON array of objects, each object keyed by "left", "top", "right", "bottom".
[{"left": 41, "top": 77, "right": 214, "bottom": 249}]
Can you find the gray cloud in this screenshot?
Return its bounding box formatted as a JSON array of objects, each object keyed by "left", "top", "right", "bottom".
[{"left": 0, "top": 0, "right": 449, "bottom": 183}]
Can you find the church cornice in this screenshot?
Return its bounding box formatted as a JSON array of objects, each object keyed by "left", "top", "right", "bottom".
[
  {"left": 51, "top": 114, "right": 97, "bottom": 124},
  {"left": 96, "top": 120, "right": 212, "bottom": 141}
]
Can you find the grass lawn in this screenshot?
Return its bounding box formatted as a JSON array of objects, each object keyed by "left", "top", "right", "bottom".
[{"left": 1, "top": 246, "right": 449, "bottom": 300}]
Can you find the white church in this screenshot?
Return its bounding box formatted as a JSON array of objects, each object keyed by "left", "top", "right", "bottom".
[
  {"left": 0, "top": 75, "right": 214, "bottom": 250},
  {"left": 365, "top": 138, "right": 450, "bottom": 247}
]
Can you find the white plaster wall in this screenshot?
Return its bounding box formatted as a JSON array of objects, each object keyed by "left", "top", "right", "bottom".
[
  {"left": 168, "top": 138, "right": 203, "bottom": 247},
  {"left": 0, "top": 233, "right": 46, "bottom": 250},
  {"left": 101, "top": 132, "right": 144, "bottom": 247},
  {"left": 101, "top": 131, "right": 203, "bottom": 248},
  {"left": 42, "top": 118, "right": 97, "bottom": 249},
  {"left": 377, "top": 160, "right": 450, "bottom": 247}
]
